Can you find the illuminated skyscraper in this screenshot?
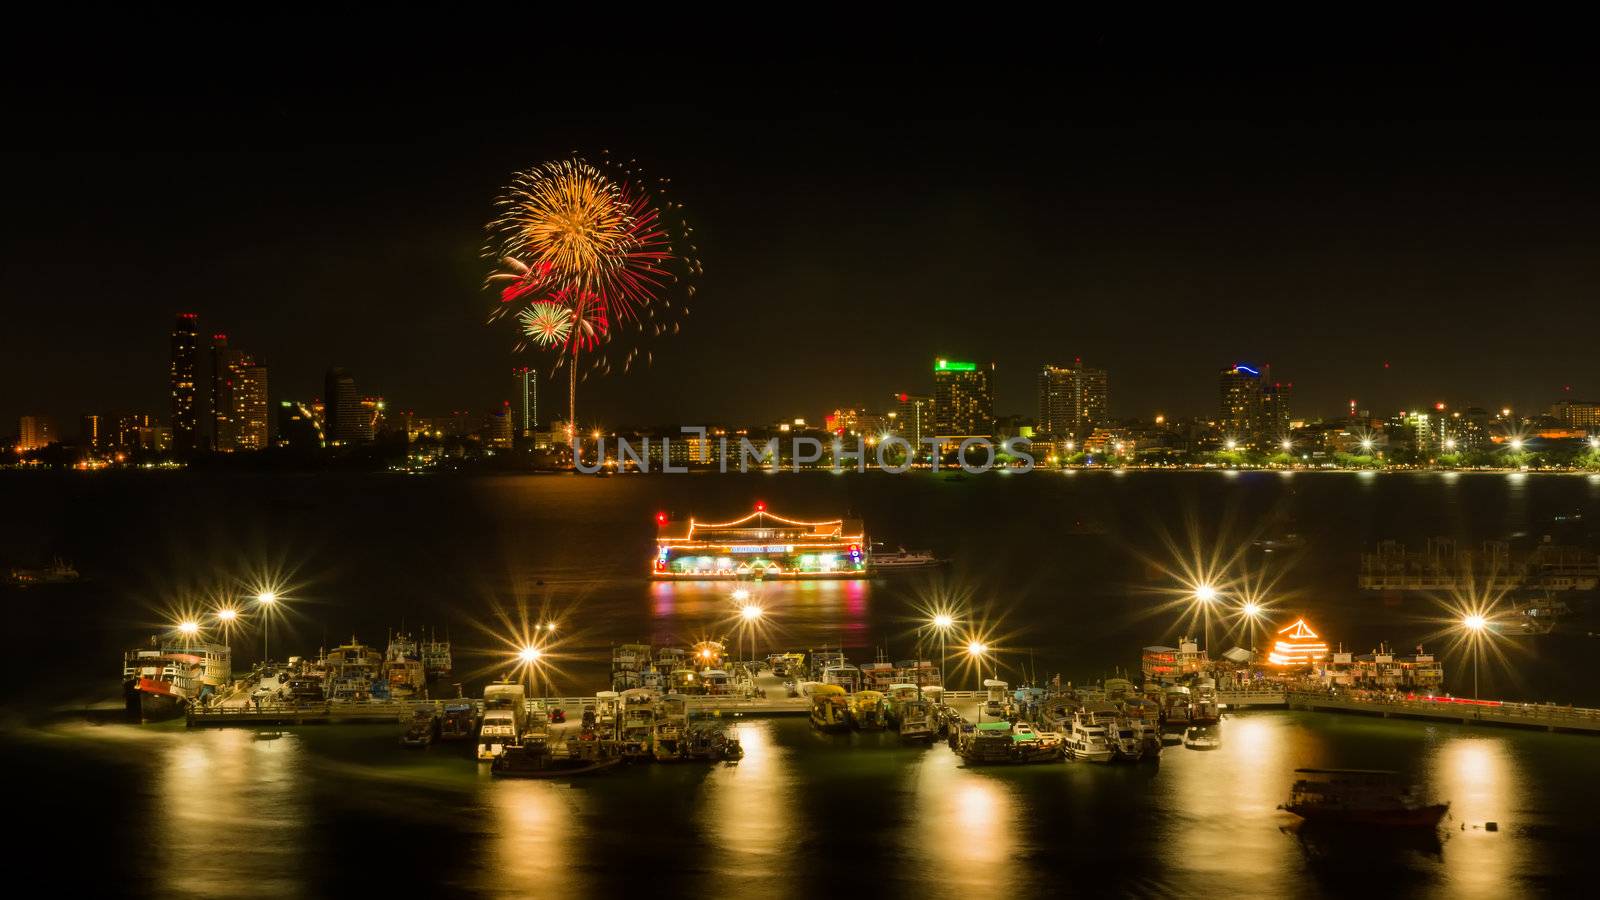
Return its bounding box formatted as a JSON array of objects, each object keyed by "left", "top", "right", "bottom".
[
  {"left": 932, "top": 358, "right": 994, "bottom": 437},
  {"left": 513, "top": 367, "right": 537, "bottom": 436},
  {"left": 18, "top": 415, "right": 55, "bottom": 450},
  {"left": 1038, "top": 361, "right": 1108, "bottom": 439},
  {"left": 170, "top": 313, "right": 199, "bottom": 455},
  {"left": 212, "top": 334, "right": 270, "bottom": 451},
  {"left": 893, "top": 392, "right": 932, "bottom": 447}
]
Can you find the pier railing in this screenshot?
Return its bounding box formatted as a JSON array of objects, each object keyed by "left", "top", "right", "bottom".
[{"left": 1287, "top": 691, "right": 1600, "bottom": 733}]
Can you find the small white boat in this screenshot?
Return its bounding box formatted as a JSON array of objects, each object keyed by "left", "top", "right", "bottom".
[
  {"left": 869, "top": 545, "right": 943, "bottom": 571},
  {"left": 1065, "top": 710, "right": 1115, "bottom": 763}
]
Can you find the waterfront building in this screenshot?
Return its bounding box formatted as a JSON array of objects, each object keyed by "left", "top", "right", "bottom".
[
  {"left": 114, "top": 414, "right": 157, "bottom": 453},
  {"left": 512, "top": 367, "right": 537, "bottom": 436},
  {"left": 484, "top": 404, "right": 513, "bottom": 449},
  {"left": 1037, "top": 360, "right": 1109, "bottom": 439},
  {"left": 18, "top": 415, "right": 55, "bottom": 450},
  {"left": 1386, "top": 410, "right": 1435, "bottom": 457},
  {"left": 1218, "top": 362, "right": 1291, "bottom": 448},
  {"left": 932, "top": 358, "right": 994, "bottom": 437},
  {"left": 893, "top": 393, "right": 932, "bottom": 448},
  {"left": 324, "top": 368, "right": 369, "bottom": 446},
  {"left": 170, "top": 313, "right": 199, "bottom": 455},
  {"left": 360, "top": 397, "right": 386, "bottom": 440},
  {"left": 653, "top": 504, "right": 866, "bottom": 579},
  {"left": 211, "top": 334, "right": 270, "bottom": 451},
  {"left": 1549, "top": 400, "right": 1600, "bottom": 432}
]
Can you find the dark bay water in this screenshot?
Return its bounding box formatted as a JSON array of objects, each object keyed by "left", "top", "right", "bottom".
[{"left": 5, "top": 470, "right": 1600, "bottom": 896}]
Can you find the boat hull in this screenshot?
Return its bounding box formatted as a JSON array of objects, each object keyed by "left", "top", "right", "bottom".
[
  {"left": 1285, "top": 803, "right": 1449, "bottom": 828},
  {"left": 124, "top": 679, "right": 186, "bottom": 721}
]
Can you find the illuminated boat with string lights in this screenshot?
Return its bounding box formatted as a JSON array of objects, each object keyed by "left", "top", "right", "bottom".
[{"left": 652, "top": 503, "right": 867, "bottom": 579}]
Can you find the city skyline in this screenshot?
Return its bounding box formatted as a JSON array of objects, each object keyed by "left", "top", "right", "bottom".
[{"left": 6, "top": 34, "right": 1600, "bottom": 430}]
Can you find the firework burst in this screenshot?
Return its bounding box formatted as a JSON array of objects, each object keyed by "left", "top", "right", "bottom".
[
  {"left": 517, "top": 301, "right": 574, "bottom": 349},
  {"left": 484, "top": 153, "right": 699, "bottom": 437}
]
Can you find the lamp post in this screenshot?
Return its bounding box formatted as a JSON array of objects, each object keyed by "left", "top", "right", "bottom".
[
  {"left": 1194, "top": 584, "right": 1218, "bottom": 654},
  {"left": 739, "top": 603, "right": 763, "bottom": 668},
  {"left": 967, "top": 640, "right": 988, "bottom": 723},
  {"left": 1463, "top": 613, "right": 1486, "bottom": 699},
  {"left": 519, "top": 645, "right": 544, "bottom": 699},
  {"left": 931, "top": 614, "right": 954, "bottom": 689},
  {"left": 256, "top": 591, "right": 277, "bottom": 663}
]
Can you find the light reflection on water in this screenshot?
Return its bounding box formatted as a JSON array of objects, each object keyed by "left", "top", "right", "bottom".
[{"left": 22, "top": 706, "right": 1584, "bottom": 895}]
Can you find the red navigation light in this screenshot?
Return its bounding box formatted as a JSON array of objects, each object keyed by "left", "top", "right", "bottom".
[
  {"left": 755, "top": 501, "right": 766, "bottom": 512},
  {"left": 898, "top": 393, "right": 908, "bottom": 403},
  {"left": 656, "top": 511, "right": 667, "bottom": 524}
]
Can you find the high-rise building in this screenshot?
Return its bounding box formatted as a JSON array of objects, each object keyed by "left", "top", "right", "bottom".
[
  {"left": 513, "top": 367, "right": 537, "bottom": 436},
  {"left": 115, "top": 414, "right": 156, "bottom": 452},
  {"left": 1038, "top": 361, "right": 1109, "bottom": 439},
  {"left": 277, "top": 400, "right": 325, "bottom": 450},
  {"left": 1218, "top": 363, "right": 1263, "bottom": 441},
  {"left": 932, "top": 358, "right": 994, "bottom": 437},
  {"left": 211, "top": 334, "right": 270, "bottom": 451},
  {"left": 1260, "top": 380, "right": 1292, "bottom": 442},
  {"left": 18, "top": 415, "right": 55, "bottom": 450},
  {"left": 324, "top": 368, "right": 367, "bottom": 445},
  {"left": 79, "top": 414, "right": 108, "bottom": 453},
  {"left": 893, "top": 392, "right": 932, "bottom": 447},
  {"left": 170, "top": 313, "right": 199, "bottom": 455}
]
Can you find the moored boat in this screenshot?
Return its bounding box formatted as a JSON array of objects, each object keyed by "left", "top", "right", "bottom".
[
  {"left": 809, "top": 684, "right": 851, "bottom": 732},
  {"left": 851, "top": 690, "right": 888, "bottom": 730},
  {"left": 1281, "top": 768, "right": 1449, "bottom": 827}
]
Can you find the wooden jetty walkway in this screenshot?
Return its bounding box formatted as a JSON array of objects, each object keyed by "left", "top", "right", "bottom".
[{"left": 1286, "top": 691, "right": 1600, "bottom": 734}]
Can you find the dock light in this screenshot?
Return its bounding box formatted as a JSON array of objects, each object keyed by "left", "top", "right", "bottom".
[
  {"left": 1510, "top": 439, "right": 1524, "bottom": 451},
  {"left": 518, "top": 646, "right": 542, "bottom": 664},
  {"left": 1590, "top": 437, "right": 1599, "bottom": 450},
  {"left": 1361, "top": 439, "right": 1374, "bottom": 452},
  {"left": 257, "top": 591, "right": 277, "bottom": 606},
  {"left": 1241, "top": 601, "right": 1262, "bottom": 618},
  {"left": 740, "top": 604, "right": 763, "bottom": 622},
  {"left": 1444, "top": 439, "right": 1456, "bottom": 451},
  {"left": 215, "top": 608, "right": 238, "bottom": 622},
  {"left": 933, "top": 614, "right": 954, "bottom": 630},
  {"left": 1280, "top": 439, "right": 1292, "bottom": 451},
  {"left": 966, "top": 641, "right": 986, "bottom": 656},
  {"left": 544, "top": 622, "right": 556, "bottom": 632},
  {"left": 732, "top": 588, "right": 750, "bottom": 602},
  {"left": 177, "top": 621, "right": 199, "bottom": 635},
  {"left": 1225, "top": 439, "right": 1238, "bottom": 451},
  {"left": 1463, "top": 614, "right": 1486, "bottom": 632},
  {"left": 700, "top": 648, "right": 713, "bottom": 660},
  {"left": 1195, "top": 584, "right": 1218, "bottom": 603}
]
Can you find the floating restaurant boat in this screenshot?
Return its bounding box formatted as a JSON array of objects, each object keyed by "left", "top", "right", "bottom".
[
  {"left": 1281, "top": 769, "right": 1449, "bottom": 827},
  {"left": 652, "top": 504, "right": 867, "bottom": 579},
  {"left": 7, "top": 558, "right": 81, "bottom": 587}
]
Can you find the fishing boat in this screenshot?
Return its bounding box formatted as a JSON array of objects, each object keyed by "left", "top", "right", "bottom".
[
  {"left": 1064, "top": 710, "right": 1115, "bottom": 762},
  {"left": 823, "top": 663, "right": 862, "bottom": 694},
  {"left": 654, "top": 693, "right": 690, "bottom": 760},
  {"left": 957, "top": 721, "right": 1016, "bottom": 764},
  {"left": 400, "top": 709, "right": 436, "bottom": 748},
  {"left": 897, "top": 698, "right": 937, "bottom": 743},
  {"left": 981, "top": 679, "right": 1012, "bottom": 721},
  {"left": 477, "top": 680, "right": 527, "bottom": 760},
  {"left": 383, "top": 633, "right": 427, "bottom": 700},
  {"left": 851, "top": 690, "right": 888, "bottom": 730},
  {"left": 1281, "top": 769, "right": 1449, "bottom": 827},
  {"left": 1007, "top": 723, "right": 1066, "bottom": 763},
  {"left": 7, "top": 558, "right": 81, "bottom": 587},
  {"left": 1183, "top": 725, "right": 1222, "bottom": 751},
  {"left": 1191, "top": 678, "right": 1220, "bottom": 726},
  {"left": 122, "top": 649, "right": 205, "bottom": 720},
  {"left": 439, "top": 702, "right": 477, "bottom": 741},
  {"left": 421, "top": 635, "right": 452, "bottom": 679},
  {"left": 684, "top": 718, "right": 743, "bottom": 761},
  {"left": 885, "top": 683, "right": 922, "bottom": 726},
  {"left": 325, "top": 637, "right": 385, "bottom": 701},
  {"left": 618, "top": 688, "right": 659, "bottom": 758},
  {"left": 492, "top": 737, "right": 622, "bottom": 779},
  {"left": 809, "top": 684, "right": 851, "bottom": 732},
  {"left": 1160, "top": 685, "right": 1191, "bottom": 744}
]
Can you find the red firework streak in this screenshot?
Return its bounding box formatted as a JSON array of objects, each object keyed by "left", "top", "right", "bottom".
[
  {"left": 498, "top": 259, "right": 555, "bottom": 303},
  {"left": 588, "top": 183, "right": 676, "bottom": 323}
]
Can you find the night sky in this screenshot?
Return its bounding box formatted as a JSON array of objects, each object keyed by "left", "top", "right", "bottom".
[{"left": 5, "top": 25, "right": 1599, "bottom": 433}]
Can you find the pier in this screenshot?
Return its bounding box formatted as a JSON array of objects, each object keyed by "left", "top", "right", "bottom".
[{"left": 1287, "top": 691, "right": 1600, "bottom": 734}]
